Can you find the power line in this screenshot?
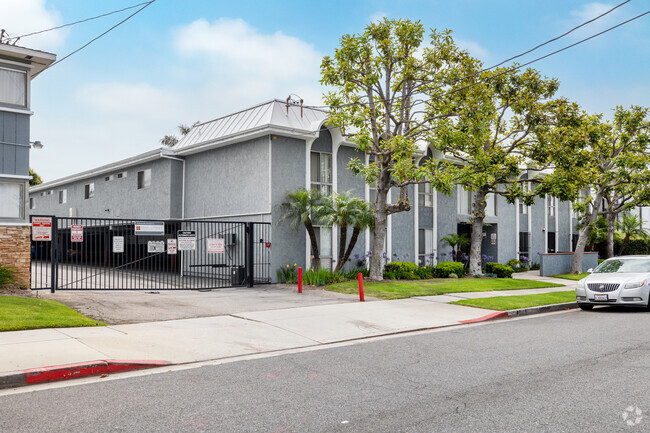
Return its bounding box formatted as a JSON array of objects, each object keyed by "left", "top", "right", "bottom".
[
  {"left": 31, "top": 0, "right": 157, "bottom": 78},
  {"left": 308, "top": 0, "right": 633, "bottom": 110},
  {"left": 5, "top": 1, "right": 154, "bottom": 43}
]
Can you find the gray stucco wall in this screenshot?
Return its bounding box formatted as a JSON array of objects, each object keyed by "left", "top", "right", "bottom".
[
  {"left": 184, "top": 137, "right": 270, "bottom": 218},
  {"left": 29, "top": 158, "right": 177, "bottom": 220},
  {"left": 1, "top": 111, "right": 30, "bottom": 176},
  {"left": 557, "top": 201, "right": 571, "bottom": 252},
  {"left": 390, "top": 184, "right": 415, "bottom": 261},
  {"left": 540, "top": 252, "right": 598, "bottom": 276}
]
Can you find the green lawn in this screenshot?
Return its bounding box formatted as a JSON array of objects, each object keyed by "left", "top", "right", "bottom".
[
  {"left": 325, "top": 278, "right": 565, "bottom": 300},
  {"left": 0, "top": 296, "right": 105, "bottom": 332},
  {"left": 450, "top": 291, "right": 576, "bottom": 310},
  {"left": 552, "top": 273, "right": 589, "bottom": 281}
]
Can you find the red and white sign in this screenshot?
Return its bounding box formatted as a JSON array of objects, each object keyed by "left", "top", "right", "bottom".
[
  {"left": 167, "top": 239, "right": 177, "bottom": 255},
  {"left": 71, "top": 225, "right": 84, "bottom": 243},
  {"left": 32, "top": 217, "right": 52, "bottom": 241},
  {"left": 207, "top": 238, "right": 225, "bottom": 254}
]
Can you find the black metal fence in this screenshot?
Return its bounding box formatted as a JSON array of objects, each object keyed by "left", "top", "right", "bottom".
[{"left": 30, "top": 215, "right": 271, "bottom": 291}]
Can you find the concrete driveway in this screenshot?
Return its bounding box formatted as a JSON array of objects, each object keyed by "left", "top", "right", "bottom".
[{"left": 36, "top": 285, "right": 368, "bottom": 325}]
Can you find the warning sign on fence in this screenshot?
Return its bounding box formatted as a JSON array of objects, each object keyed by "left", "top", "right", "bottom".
[
  {"left": 113, "top": 236, "right": 124, "bottom": 253},
  {"left": 177, "top": 230, "right": 196, "bottom": 251},
  {"left": 148, "top": 241, "right": 165, "bottom": 253},
  {"left": 71, "top": 225, "right": 83, "bottom": 243},
  {"left": 207, "top": 238, "right": 225, "bottom": 254},
  {"left": 32, "top": 217, "right": 52, "bottom": 241},
  {"left": 167, "top": 238, "right": 177, "bottom": 255}
]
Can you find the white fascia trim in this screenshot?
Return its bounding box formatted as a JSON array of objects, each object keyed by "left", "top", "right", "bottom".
[
  {"left": 183, "top": 211, "right": 271, "bottom": 220},
  {"left": 29, "top": 150, "right": 162, "bottom": 192},
  {"left": 0, "top": 174, "right": 31, "bottom": 180},
  {"left": 0, "top": 106, "right": 33, "bottom": 115},
  {"left": 0, "top": 222, "right": 31, "bottom": 227}
]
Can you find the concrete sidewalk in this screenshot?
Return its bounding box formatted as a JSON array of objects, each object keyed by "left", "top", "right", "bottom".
[{"left": 0, "top": 298, "right": 497, "bottom": 377}]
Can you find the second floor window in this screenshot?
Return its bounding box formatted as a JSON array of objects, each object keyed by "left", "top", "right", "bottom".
[
  {"left": 59, "top": 190, "right": 67, "bottom": 204},
  {"left": 548, "top": 195, "right": 555, "bottom": 217},
  {"left": 310, "top": 152, "right": 332, "bottom": 196},
  {"left": 84, "top": 183, "right": 94, "bottom": 199},
  {"left": 418, "top": 183, "right": 433, "bottom": 207},
  {"left": 0, "top": 66, "right": 27, "bottom": 107},
  {"left": 137, "top": 169, "right": 151, "bottom": 190}
]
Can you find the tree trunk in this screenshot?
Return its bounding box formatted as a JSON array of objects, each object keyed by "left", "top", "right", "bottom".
[
  {"left": 337, "top": 221, "right": 347, "bottom": 272},
  {"left": 305, "top": 219, "right": 320, "bottom": 270},
  {"left": 370, "top": 189, "right": 389, "bottom": 280},
  {"left": 337, "top": 226, "right": 361, "bottom": 273},
  {"left": 570, "top": 192, "right": 603, "bottom": 274},
  {"left": 468, "top": 188, "right": 488, "bottom": 276},
  {"left": 619, "top": 235, "right": 631, "bottom": 256},
  {"left": 606, "top": 212, "right": 615, "bottom": 259}
]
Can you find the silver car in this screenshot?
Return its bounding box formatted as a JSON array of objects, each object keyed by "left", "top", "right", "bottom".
[{"left": 575, "top": 256, "right": 650, "bottom": 310}]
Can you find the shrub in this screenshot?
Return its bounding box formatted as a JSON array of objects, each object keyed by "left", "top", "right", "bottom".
[
  {"left": 383, "top": 271, "right": 396, "bottom": 280},
  {"left": 383, "top": 261, "right": 420, "bottom": 280},
  {"left": 277, "top": 264, "right": 299, "bottom": 283},
  {"left": 415, "top": 266, "right": 435, "bottom": 280},
  {"left": 530, "top": 263, "right": 540, "bottom": 270},
  {"left": 436, "top": 262, "right": 465, "bottom": 278},
  {"left": 448, "top": 273, "right": 458, "bottom": 279},
  {"left": 485, "top": 262, "right": 514, "bottom": 278},
  {"left": 342, "top": 267, "right": 369, "bottom": 280},
  {"left": 303, "top": 268, "right": 345, "bottom": 286},
  {"left": 0, "top": 265, "right": 16, "bottom": 288},
  {"left": 507, "top": 259, "right": 521, "bottom": 268}
]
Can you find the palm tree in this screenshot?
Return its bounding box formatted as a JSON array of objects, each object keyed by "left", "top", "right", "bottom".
[
  {"left": 616, "top": 213, "right": 648, "bottom": 255},
  {"left": 315, "top": 192, "right": 374, "bottom": 272},
  {"left": 441, "top": 233, "right": 470, "bottom": 261},
  {"left": 276, "top": 189, "right": 323, "bottom": 270},
  {"left": 160, "top": 121, "right": 199, "bottom": 147}
]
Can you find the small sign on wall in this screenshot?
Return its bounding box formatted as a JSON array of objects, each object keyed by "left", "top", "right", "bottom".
[
  {"left": 71, "top": 225, "right": 83, "bottom": 243},
  {"left": 113, "top": 236, "right": 124, "bottom": 253},
  {"left": 491, "top": 233, "right": 497, "bottom": 245}
]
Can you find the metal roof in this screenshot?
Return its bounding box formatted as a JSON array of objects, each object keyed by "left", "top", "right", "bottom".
[{"left": 175, "top": 99, "right": 328, "bottom": 150}]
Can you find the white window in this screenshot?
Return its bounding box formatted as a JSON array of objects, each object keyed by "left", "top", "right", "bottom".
[
  {"left": 137, "top": 169, "right": 151, "bottom": 189},
  {"left": 311, "top": 226, "right": 332, "bottom": 270},
  {"left": 485, "top": 193, "right": 497, "bottom": 217},
  {"left": 40, "top": 192, "right": 45, "bottom": 197},
  {"left": 0, "top": 182, "right": 24, "bottom": 218},
  {"left": 418, "top": 228, "right": 434, "bottom": 266},
  {"left": 105, "top": 175, "right": 114, "bottom": 182},
  {"left": 117, "top": 171, "right": 127, "bottom": 179},
  {"left": 457, "top": 186, "right": 472, "bottom": 215},
  {"left": 84, "top": 183, "right": 94, "bottom": 199},
  {"left": 369, "top": 183, "right": 377, "bottom": 204},
  {"left": 310, "top": 152, "right": 332, "bottom": 196},
  {"left": 547, "top": 195, "right": 555, "bottom": 217},
  {"left": 29, "top": 197, "right": 34, "bottom": 210},
  {"left": 418, "top": 183, "right": 433, "bottom": 207},
  {"left": 519, "top": 200, "right": 528, "bottom": 214},
  {"left": 58, "top": 189, "right": 67, "bottom": 204},
  {"left": 0, "top": 67, "right": 27, "bottom": 107}
]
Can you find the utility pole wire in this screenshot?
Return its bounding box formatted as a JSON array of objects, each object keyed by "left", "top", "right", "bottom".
[{"left": 31, "top": 0, "right": 157, "bottom": 79}]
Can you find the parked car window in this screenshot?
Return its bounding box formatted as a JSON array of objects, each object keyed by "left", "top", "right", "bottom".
[{"left": 594, "top": 258, "right": 650, "bottom": 273}]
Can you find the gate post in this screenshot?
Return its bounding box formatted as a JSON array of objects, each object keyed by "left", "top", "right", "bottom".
[
  {"left": 245, "top": 222, "right": 254, "bottom": 287},
  {"left": 50, "top": 216, "right": 57, "bottom": 293}
]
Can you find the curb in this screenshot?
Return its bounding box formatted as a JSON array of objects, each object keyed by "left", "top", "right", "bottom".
[
  {"left": 0, "top": 359, "right": 171, "bottom": 390},
  {"left": 459, "top": 302, "right": 578, "bottom": 324}
]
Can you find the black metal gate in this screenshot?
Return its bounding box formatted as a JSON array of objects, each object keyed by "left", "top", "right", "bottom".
[{"left": 30, "top": 216, "right": 271, "bottom": 292}]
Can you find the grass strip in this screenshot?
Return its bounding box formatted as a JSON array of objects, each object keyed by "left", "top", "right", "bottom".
[
  {"left": 551, "top": 273, "right": 589, "bottom": 281},
  {"left": 450, "top": 290, "right": 576, "bottom": 311},
  {"left": 0, "top": 296, "right": 105, "bottom": 332},
  {"left": 326, "top": 278, "right": 564, "bottom": 300}
]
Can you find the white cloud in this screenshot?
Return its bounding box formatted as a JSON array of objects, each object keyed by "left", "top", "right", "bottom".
[
  {"left": 455, "top": 38, "right": 489, "bottom": 61},
  {"left": 369, "top": 12, "right": 389, "bottom": 23},
  {"left": 0, "top": 0, "right": 67, "bottom": 50},
  {"left": 564, "top": 2, "right": 623, "bottom": 39}
]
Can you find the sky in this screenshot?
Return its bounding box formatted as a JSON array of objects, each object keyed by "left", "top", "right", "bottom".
[{"left": 2, "top": 0, "right": 649, "bottom": 182}]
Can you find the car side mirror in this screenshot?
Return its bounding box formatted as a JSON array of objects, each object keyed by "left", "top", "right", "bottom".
[{"left": 586, "top": 268, "right": 593, "bottom": 273}]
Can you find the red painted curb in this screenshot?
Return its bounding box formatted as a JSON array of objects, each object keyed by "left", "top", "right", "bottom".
[
  {"left": 23, "top": 360, "right": 171, "bottom": 385},
  {"left": 459, "top": 311, "right": 508, "bottom": 324}
]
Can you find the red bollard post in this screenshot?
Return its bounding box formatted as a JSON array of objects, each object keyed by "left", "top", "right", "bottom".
[
  {"left": 358, "top": 273, "right": 365, "bottom": 302},
  {"left": 298, "top": 267, "right": 303, "bottom": 293}
]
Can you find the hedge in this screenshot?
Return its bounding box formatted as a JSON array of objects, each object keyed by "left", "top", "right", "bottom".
[
  {"left": 485, "top": 262, "right": 514, "bottom": 278},
  {"left": 436, "top": 262, "right": 465, "bottom": 278}
]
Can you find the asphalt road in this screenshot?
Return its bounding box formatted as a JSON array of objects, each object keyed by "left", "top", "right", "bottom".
[{"left": 1, "top": 307, "right": 649, "bottom": 432}]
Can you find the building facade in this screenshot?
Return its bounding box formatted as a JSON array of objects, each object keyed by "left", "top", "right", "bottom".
[
  {"left": 0, "top": 42, "right": 55, "bottom": 286},
  {"left": 30, "top": 99, "right": 584, "bottom": 281}
]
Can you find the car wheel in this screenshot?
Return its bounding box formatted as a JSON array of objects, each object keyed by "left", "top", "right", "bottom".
[{"left": 578, "top": 303, "right": 594, "bottom": 311}]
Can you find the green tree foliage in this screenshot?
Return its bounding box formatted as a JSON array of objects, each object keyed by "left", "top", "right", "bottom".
[
  {"left": 314, "top": 192, "right": 374, "bottom": 272},
  {"left": 440, "top": 233, "right": 470, "bottom": 261},
  {"left": 29, "top": 168, "right": 42, "bottom": 186},
  {"left": 160, "top": 121, "right": 199, "bottom": 147},
  {"left": 616, "top": 213, "right": 649, "bottom": 256},
  {"left": 321, "top": 18, "right": 474, "bottom": 279},
  {"left": 276, "top": 189, "right": 323, "bottom": 270},
  {"left": 543, "top": 106, "right": 650, "bottom": 273},
  {"left": 431, "top": 64, "right": 577, "bottom": 275}
]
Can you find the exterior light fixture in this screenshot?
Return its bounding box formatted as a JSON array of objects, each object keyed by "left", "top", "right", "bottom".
[{"left": 30, "top": 141, "right": 43, "bottom": 149}]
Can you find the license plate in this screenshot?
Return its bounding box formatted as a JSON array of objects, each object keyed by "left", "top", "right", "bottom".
[{"left": 594, "top": 294, "right": 608, "bottom": 301}]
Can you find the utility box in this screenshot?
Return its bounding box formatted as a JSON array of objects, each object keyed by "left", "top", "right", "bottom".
[{"left": 231, "top": 265, "right": 246, "bottom": 286}]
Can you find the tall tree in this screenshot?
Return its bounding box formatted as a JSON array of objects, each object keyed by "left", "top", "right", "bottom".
[
  {"left": 29, "top": 168, "right": 42, "bottom": 186},
  {"left": 321, "top": 19, "right": 473, "bottom": 279},
  {"left": 315, "top": 192, "right": 374, "bottom": 272},
  {"left": 431, "top": 65, "right": 575, "bottom": 275},
  {"left": 543, "top": 106, "right": 650, "bottom": 273},
  {"left": 276, "top": 189, "right": 323, "bottom": 270}
]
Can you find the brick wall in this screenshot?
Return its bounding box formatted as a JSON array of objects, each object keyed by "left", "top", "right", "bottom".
[{"left": 0, "top": 225, "right": 31, "bottom": 288}]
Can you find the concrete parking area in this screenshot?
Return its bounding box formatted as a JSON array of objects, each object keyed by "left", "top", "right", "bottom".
[{"left": 36, "top": 284, "right": 370, "bottom": 325}]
